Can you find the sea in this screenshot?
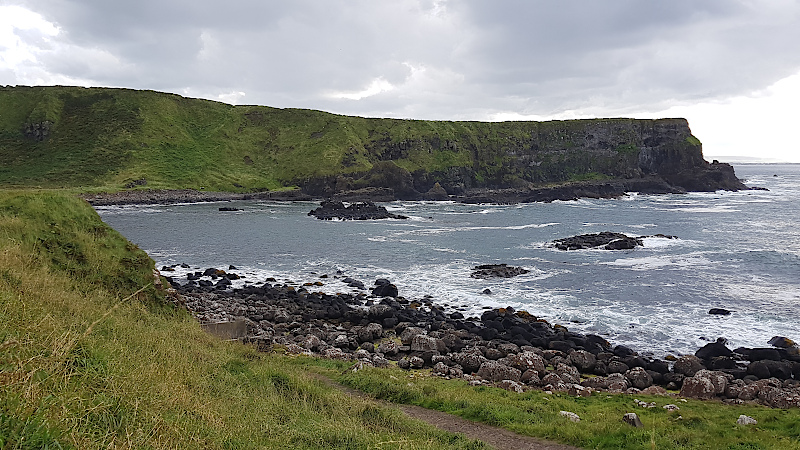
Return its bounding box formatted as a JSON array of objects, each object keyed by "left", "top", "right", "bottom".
[{"left": 95, "top": 164, "right": 800, "bottom": 358}]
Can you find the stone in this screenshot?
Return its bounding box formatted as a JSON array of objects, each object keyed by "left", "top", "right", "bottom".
[
  {"left": 497, "top": 380, "right": 525, "bottom": 393},
  {"left": 507, "top": 351, "right": 546, "bottom": 373},
  {"left": 408, "top": 356, "right": 425, "bottom": 369},
  {"left": 625, "top": 367, "right": 653, "bottom": 390},
  {"left": 708, "top": 308, "right": 731, "bottom": 315},
  {"left": 569, "top": 350, "right": 597, "bottom": 373},
  {"left": 410, "top": 335, "right": 441, "bottom": 352},
  {"left": 400, "top": 327, "right": 426, "bottom": 345},
  {"left": 377, "top": 340, "right": 399, "bottom": 356},
  {"left": 768, "top": 336, "right": 797, "bottom": 348},
  {"left": 680, "top": 375, "right": 716, "bottom": 399},
  {"left": 737, "top": 415, "right": 757, "bottom": 426},
  {"left": 357, "top": 323, "right": 383, "bottom": 343},
  {"left": 568, "top": 384, "right": 593, "bottom": 397},
  {"left": 623, "top": 412, "right": 644, "bottom": 428},
  {"left": 372, "top": 283, "right": 399, "bottom": 298},
  {"left": 674, "top": 355, "right": 705, "bottom": 377},
  {"left": 521, "top": 369, "right": 542, "bottom": 386},
  {"left": 663, "top": 404, "right": 680, "bottom": 412},
  {"left": 477, "top": 361, "right": 521, "bottom": 382},
  {"left": 695, "top": 339, "right": 733, "bottom": 360},
  {"left": 559, "top": 411, "right": 581, "bottom": 423},
  {"left": 451, "top": 348, "right": 488, "bottom": 373}
]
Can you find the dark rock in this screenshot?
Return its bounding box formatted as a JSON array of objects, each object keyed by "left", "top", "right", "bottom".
[
  {"left": 470, "top": 264, "right": 530, "bottom": 279},
  {"left": 673, "top": 355, "right": 705, "bottom": 377},
  {"left": 708, "top": 308, "right": 731, "bottom": 315},
  {"left": 553, "top": 232, "right": 643, "bottom": 251},
  {"left": 422, "top": 182, "right": 449, "bottom": 201},
  {"left": 371, "top": 283, "right": 399, "bottom": 298},
  {"left": 748, "top": 348, "right": 781, "bottom": 361},
  {"left": 695, "top": 339, "right": 734, "bottom": 360},
  {"left": 308, "top": 200, "right": 408, "bottom": 220},
  {"left": 625, "top": 367, "right": 653, "bottom": 389},
  {"left": 613, "top": 345, "right": 636, "bottom": 358},
  {"left": 768, "top": 336, "right": 797, "bottom": 348},
  {"left": 218, "top": 207, "right": 241, "bottom": 211}
]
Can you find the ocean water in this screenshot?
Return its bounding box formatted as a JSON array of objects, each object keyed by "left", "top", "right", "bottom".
[{"left": 96, "top": 164, "right": 800, "bottom": 357}]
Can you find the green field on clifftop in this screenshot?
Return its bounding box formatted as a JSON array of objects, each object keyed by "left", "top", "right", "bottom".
[{"left": 0, "top": 86, "right": 699, "bottom": 193}]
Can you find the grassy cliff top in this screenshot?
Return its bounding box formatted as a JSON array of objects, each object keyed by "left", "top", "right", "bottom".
[{"left": 0, "top": 86, "right": 695, "bottom": 192}]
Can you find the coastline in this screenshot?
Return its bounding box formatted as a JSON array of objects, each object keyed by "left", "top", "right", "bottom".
[
  {"left": 81, "top": 174, "right": 761, "bottom": 207},
  {"left": 168, "top": 266, "right": 800, "bottom": 408}
]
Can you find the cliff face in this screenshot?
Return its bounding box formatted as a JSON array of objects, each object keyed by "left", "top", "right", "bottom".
[
  {"left": 301, "top": 117, "right": 745, "bottom": 199},
  {"left": 0, "top": 86, "right": 745, "bottom": 196}
]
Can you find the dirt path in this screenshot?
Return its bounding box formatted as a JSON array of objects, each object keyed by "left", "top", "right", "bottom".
[{"left": 314, "top": 375, "right": 582, "bottom": 450}]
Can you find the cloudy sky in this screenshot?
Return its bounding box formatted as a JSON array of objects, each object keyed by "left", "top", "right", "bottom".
[{"left": 2, "top": 0, "right": 799, "bottom": 162}]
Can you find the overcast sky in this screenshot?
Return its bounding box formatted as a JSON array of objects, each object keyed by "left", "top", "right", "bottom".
[{"left": 2, "top": 0, "right": 799, "bottom": 162}]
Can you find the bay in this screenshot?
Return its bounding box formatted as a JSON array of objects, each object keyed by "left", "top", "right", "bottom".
[{"left": 96, "top": 164, "right": 800, "bottom": 357}]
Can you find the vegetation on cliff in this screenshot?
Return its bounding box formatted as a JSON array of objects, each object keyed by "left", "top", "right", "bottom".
[{"left": 0, "top": 86, "right": 742, "bottom": 197}]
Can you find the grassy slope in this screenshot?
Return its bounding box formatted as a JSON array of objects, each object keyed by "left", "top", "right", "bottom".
[
  {"left": 0, "top": 190, "right": 485, "bottom": 449},
  {"left": 0, "top": 86, "right": 668, "bottom": 192}
]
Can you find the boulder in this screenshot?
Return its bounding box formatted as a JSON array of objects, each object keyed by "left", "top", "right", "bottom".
[
  {"left": 673, "top": 355, "right": 705, "bottom": 377},
  {"left": 569, "top": 350, "right": 597, "bottom": 373},
  {"left": 679, "top": 370, "right": 727, "bottom": 399},
  {"left": 506, "top": 351, "right": 546, "bottom": 373},
  {"left": 625, "top": 367, "right": 653, "bottom": 390},
  {"left": 372, "top": 283, "right": 399, "bottom": 298},
  {"left": 422, "top": 182, "right": 449, "bottom": 201},
  {"left": 623, "top": 413, "right": 644, "bottom": 428},
  {"left": 452, "top": 348, "right": 488, "bottom": 373},
  {"left": 737, "top": 415, "right": 757, "bottom": 426},
  {"left": 695, "top": 339, "right": 734, "bottom": 360},
  {"left": 768, "top": 336, "right": 797, "bottom": 348},
  {"left": 477, "top": 361, "right": 521, "bottom": 382},
  {"left": 559, "top": 411, "right": 581, "bottom": 423}
]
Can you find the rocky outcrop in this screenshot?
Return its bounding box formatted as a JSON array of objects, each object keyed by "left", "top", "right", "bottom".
[
  {"left": 552, "top": 232, "right": 643, "bottom": 251},
  {"left": 470, "top": 264, "right": 530, "bottom": 279},
  {"left": 307, "top": 200, "right": 408, "bottom": 220}
]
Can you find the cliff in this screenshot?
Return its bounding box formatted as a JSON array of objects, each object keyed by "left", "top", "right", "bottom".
[{"left": 0, "top": 86, "right": 745, "bottom": 197}]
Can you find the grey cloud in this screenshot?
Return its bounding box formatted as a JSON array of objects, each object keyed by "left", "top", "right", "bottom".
[{"left": 7, "top": 0, "right": 800, "bottom": 119}]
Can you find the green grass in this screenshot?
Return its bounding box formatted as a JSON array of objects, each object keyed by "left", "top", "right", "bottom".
[
  {"left": 0, "top": 86, "right": 701, "bottom": 192},
  {"left": 340, "top": 366, "right": 800, "bottom": 449},
  {"left": 0, "top": 190, "right": 486, "bottom": 449}
]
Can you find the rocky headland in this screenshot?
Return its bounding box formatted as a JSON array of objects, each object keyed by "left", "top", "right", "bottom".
[{"left": 165, "top": 266, "right": 800, "bottom": 409}]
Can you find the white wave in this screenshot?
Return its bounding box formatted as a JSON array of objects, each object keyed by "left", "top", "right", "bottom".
[{"left": 602, "top": 252, "right": 714, "bottom": 271}]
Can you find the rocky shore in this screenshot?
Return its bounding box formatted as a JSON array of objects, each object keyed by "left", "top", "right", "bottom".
[
  {"left": 165, "top": 266, "right": 800, "bottom": 409},
  {"left": 82, "top": 189, "right": 311, "bottom": 206}
]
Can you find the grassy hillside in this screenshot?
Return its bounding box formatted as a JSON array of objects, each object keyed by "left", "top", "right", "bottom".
[
  {"left": 0, "top": 86, "right": 700, "bottom": 193},
  {"left": 0, "top": 190, "right": 485, "bottom": 449}
]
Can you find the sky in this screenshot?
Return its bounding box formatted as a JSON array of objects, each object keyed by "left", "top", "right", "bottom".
[{"left": 1, "top": 0, "right": 799, "bottom": 163}]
